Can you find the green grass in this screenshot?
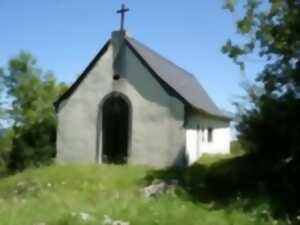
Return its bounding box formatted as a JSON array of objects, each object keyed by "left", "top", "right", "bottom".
[{"left": 0, "top": 158, "right": 286, "bottom": 225}]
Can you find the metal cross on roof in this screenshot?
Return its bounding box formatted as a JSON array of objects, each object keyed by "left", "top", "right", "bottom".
[{"left": 116, "top": 4, "right": 129, "bottom": 31}]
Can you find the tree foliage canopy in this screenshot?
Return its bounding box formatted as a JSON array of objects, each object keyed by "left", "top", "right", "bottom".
[
  {"left": 223, "top": 0, "right": 300, "bottom": 165},
  {"left": 0, "top": 52, "right": 67, "bottom": 171},
  {"left": 223, "top": 0, "right": 300, "bottom": 95},
  {"left": 222, "top": 0, "right": 300, "bottom": 216}
]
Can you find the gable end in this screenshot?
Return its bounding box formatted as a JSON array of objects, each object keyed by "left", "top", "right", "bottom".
[{"left": 54, "top": 40, "right": 110, "bottom": 110}]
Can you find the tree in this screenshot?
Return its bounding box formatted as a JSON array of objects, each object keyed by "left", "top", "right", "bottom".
[
  {"left": 0, "top": 52, "right": 67, "bottom": 171},
  {"left": 0, "top": 68, "right": 5, "bottom": 128},
  {"left": 222, "top": 1, "right": 300, "bottom": 217},
  {"left": 223, "top": 0, "right": 300, "bottom": 92},
  {"left": 223, "top": 0, "right": 300, "bottom": 169}
]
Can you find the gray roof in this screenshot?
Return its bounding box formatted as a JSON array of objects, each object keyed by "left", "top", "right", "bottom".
[
  {"left": 55, "top": 33, "right": 231, "bottom": 120},
  {"left": 125, "top": 36, "right": 230, "bottom": 120}
]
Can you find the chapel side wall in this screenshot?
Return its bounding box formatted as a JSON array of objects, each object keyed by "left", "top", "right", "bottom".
[
  {"left": 116, "top": 44, "right": 186, "bottom": 167},
  {"left": 185, "top": 110, "right": 231, "bottom": 164},
  {"left": 56, "top": 45, "right": 114, "bottom": 163}
]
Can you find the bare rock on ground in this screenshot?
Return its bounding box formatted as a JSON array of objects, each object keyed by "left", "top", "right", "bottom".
[
  {"left": 103, "top": 215, "right": 130, "bottom": 225},
  {"left": 142, "top": 179, "right": 179, "bottom": 198}
]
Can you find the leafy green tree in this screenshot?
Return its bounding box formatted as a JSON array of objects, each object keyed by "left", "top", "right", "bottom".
[
  {"left": 223, "top": 0, "right": 300, "bottom": 167},
  {"left": 0, "top": 68, "right": 5, "bottom": 128},
  {"left": 222, "top": 2, "right": 300, "bottom": 217},
  {"left": 0, "top": 52, "right": 67, "bottom": 171},
  {"left": 0, "top": 66, "right": 11, "bottom": 172},
  {"left": 0, "top": 129, "right": 13, "bottom": 172}
]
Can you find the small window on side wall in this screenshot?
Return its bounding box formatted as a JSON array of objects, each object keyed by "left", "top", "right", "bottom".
[{"left": 208, "top": 127, "right": 213, "bottom": 142}]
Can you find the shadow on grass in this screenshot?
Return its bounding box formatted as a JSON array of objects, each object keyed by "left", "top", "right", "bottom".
[
  {"left": 146, "top": 154, "right": 300, "bottom": 221},
  {"left": 0, "top": 168, "right": 9, "bottom": 179}
]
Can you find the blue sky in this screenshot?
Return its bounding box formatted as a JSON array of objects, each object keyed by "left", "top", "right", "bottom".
[{"left": 0, "top": 0, "right": 265, "bottom": 112}]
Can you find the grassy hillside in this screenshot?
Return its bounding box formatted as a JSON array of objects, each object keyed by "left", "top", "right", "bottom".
[{"left": 0, "top": 156, "right": 285, "bottom": 225}]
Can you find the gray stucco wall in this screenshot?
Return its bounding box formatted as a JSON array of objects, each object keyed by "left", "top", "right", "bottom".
[{"left": 56, "top": 32, "right": 186, "bottom": 168}]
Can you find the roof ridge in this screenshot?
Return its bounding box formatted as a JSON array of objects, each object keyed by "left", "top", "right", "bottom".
[
  {"left": 125, "top": 36, "right": 230, "bottom": 120},
  {"left": 126, "top": 36, "right": 196, "bottom": 79}
]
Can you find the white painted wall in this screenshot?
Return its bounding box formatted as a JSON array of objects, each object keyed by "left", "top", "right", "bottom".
[{"left": 185, "top": 110, "right": 231, "bottom": 165}]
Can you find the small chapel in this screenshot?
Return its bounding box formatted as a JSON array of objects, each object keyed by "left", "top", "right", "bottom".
[{"left": 54, "top": 5, "right": 231, "bottom": 167}]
